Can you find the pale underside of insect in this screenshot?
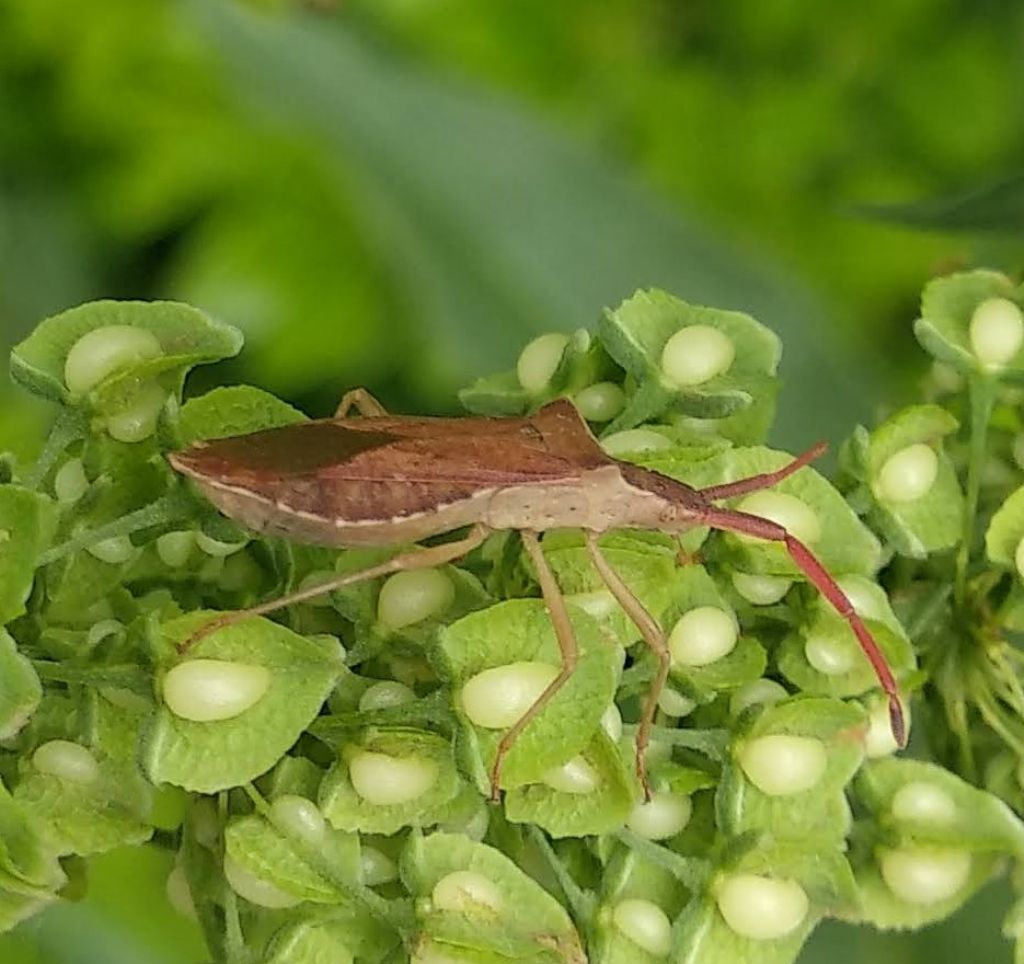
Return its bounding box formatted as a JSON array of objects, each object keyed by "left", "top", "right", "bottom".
[{"left": 168, "top": 388, "right": 905, "bottom": 800}]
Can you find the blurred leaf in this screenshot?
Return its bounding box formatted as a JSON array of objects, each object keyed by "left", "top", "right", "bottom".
[
  {"left": 0, "top": 486, "right": 56, "bottom": 625},
  {"left": 184, "top": 0, "right": 889, "bottom": 447},
  {"left": 857, "top": 175, "right": 1024, "bottom": 233}
]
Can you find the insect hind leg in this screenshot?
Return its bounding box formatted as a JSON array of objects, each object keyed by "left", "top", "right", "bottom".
[{"left": 177, "top": 524, "right": 490, "bottom": 654}]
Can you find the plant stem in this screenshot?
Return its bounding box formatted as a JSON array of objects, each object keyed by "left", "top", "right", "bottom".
[
  {"left": 30, "top": 661, "right": 151, "bottom": 694},
  {"left": 220, "top": 792, "right": 247, "bottom": 964},
  {"left": 955, "top": 377, "right": 996, "bottom": 605},
  {"left": 37, "top": 489, "right": 191, "bottom": 565},
  {"left": 25, "top": 409, "right": 86, "bottom": 491}
]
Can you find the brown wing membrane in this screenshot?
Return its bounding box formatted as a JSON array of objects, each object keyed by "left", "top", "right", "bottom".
[{"left": 168, "top": 398, "right": 612, "bottom": 525}]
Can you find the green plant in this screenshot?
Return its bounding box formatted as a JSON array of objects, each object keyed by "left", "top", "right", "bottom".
[{"left": 2, "top": 276, "right": 1024, "bottom": 963}]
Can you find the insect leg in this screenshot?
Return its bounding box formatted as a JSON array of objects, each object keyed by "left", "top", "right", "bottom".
[
  {"left": 697, "top": 505, "right": 906, "bottom": 747},
  {"left": 177, "top": 524, "right": 491, "bottom": 654},
  {"left": 585, "top": 530, "right": 665, "bottom": 802},
  {"left": 333, "top": 388, "right": 389, "bottom": 418},
  {"left": 697, "top": 441, "right": 827, "bottom": 502},
  {"left": 489, "top": 530, "right": 579, "bottom": 802}
]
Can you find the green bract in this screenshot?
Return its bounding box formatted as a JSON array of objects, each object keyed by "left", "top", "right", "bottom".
[
  {"left": 986, "top": 484, "right": 1024, "bottom": 572},
  {"left": 459, "top": 328, "right": 614, "bottom": 416},
  {"left": 401, "top": 832, "right": 585, "bottom": 963},
  {"left": 677, "top": 841, "right": 857, "bottom": 963},
  {"left": 504, "top": 730, "right": 635, "bottom": 837},
  {"left": 178, "top": 384, "right": 308, "bottom": 444},
  {"left": 843, "top": 405, "right": 964, "bottom": 557},
  {"left": 224, "top": 811, "right": 360, "bottom": 905},
  {"left": 915, "top": 270, "right": 1024, "bottom": 378},
  {"left": 598, "top": 289, "right": 780, "bottom": 433},
  {"left": 719, "top": 699, "right": 867, "bottom": 844},
  {"left": 0, "top": 631, "right": 41, "bottom": 741},
  {"left": 438, "top": 599, "right": 620, "bottom": 790},
  {"left": 10, "top": 300, "right": 243, "bottom": 407},
  {"left": 319, "top": 730, "right": 463, "bottom": 835},
  {"left": 144, "top": 615, "right": 345, "bottom": 792}
]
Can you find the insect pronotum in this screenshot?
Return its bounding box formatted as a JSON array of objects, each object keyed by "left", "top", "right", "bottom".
[{"left": 168, "top": 388, "right": 905, "bottom": 800}]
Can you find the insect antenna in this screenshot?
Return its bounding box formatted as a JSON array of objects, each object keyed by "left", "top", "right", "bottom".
[{"left": 697, "top": 440, "right": 828, "bottom": 502}]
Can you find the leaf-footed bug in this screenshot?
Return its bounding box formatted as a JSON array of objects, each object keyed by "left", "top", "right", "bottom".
[{"left": 168, "top": 388, "right": 905, "bottom": 800}]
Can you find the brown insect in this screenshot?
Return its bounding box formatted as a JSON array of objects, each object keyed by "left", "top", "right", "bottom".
[{"left": 168, "top": 389, "right": 905, "bottom": 799}]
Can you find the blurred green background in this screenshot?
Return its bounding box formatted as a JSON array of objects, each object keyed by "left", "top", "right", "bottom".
[{"left": 1, "top": 0, "right": 1022, "bottom": 960}]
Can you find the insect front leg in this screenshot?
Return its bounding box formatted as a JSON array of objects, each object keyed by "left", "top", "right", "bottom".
[
  {"left": 698, "top": 505, "right": 906, "bottom": 747},
  {"left": 697, "top": 441, "right": 827, "bottom": 502},
  {"left": 584, "top": 530, "right": 666, "bottom": 802},
  {"left": 333, "top": 388, "right": 389, "bottom": 418},
  {"left": 178, "top": 524, "right": 491, "bottom": 654},
  {"left": 489, "top": 530, "right": 580, "bottom": 802}
]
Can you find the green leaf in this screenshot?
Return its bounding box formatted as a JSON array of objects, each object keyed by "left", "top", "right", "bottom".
[
  {"left": 318, "top": 729, "right": 463, "bottom": 835},
  {"left": 187, "top": 0, "right": 890, "bottom": 450},
  {"left": 0, "top": 484, "right": 57, "bottom": 624},
  {"left": 0, "top": 631, "right": 41, "bottom": 741},
  {"left": 264, "top": 906, "right": 401, "bottom": 964},
  {"left": 914, "top": 270, "right": 1024, "bottom": 376},
  {"left": 177, "top": 384, "right": 308, "bottom": 444},
  {"left": 987, "top": 483, "right": 1024, "bottom": 570},
  {"left": 504, "top": 729, "right": 635, "bottom": 838},
  {"left": 437, "top": 599, "right": 621, "bottom": 789},
  {"left": 224, "top": 812, "right": 360, "bottom": 903},
  {"left": 10, "top": 300, "right": 243, "bottom": 405},
  {"left": 777, "top": 620, "right": 912, "bottom": 701},
  {"left": 716, "top": 698, "right": 866, "bottom": 844},
  {"left": 401, "top": 831, "right": 585, "bottom": 962},
  {"left": 855, "top": 758, "right": 1024, "bottom": 856},
  {"left": 857, "top": 174, "right": 1024, "bottom": 232},
  {"left": 142, "top": 614, "right": 345, "bottom": 792},
  {"left": 599, "top": 290, "right": 780, "bottom": 432}
]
